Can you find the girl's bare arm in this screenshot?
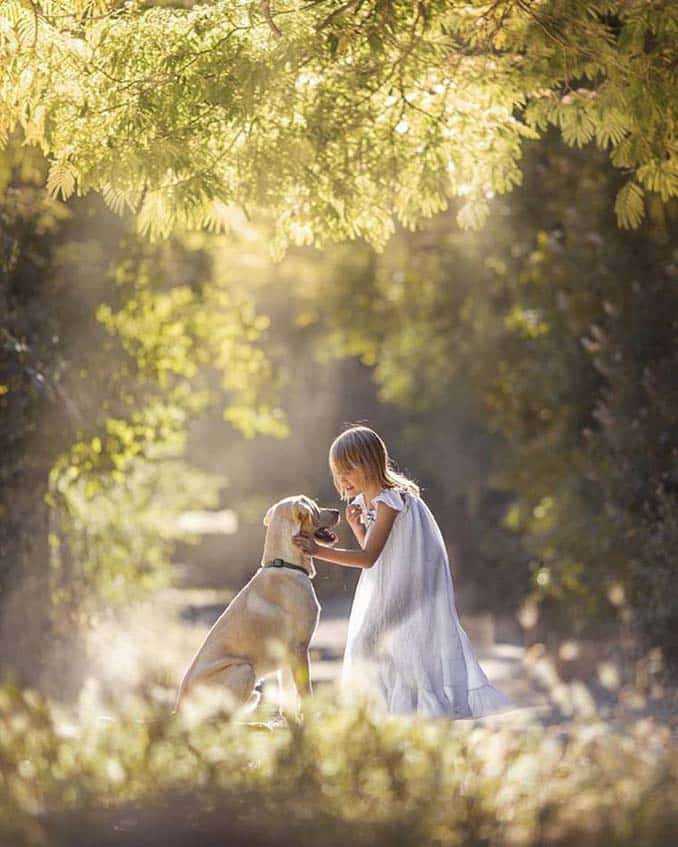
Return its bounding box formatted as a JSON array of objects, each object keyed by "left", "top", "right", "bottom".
[
  {"left": 305, "top": 502, "right": 398, "bottom": 569},
  {"left": 351, "top": 522, "right": 367, "bottom": 549},
  {"left": 345, "top": 503, "right": 366, "bottom": 548}
]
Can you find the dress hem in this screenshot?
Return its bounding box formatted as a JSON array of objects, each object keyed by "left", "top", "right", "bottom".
[
  {"left": 343, "top": 672, "right": 517, "bottom": 719},
  {"left": 392, "top": 681, "right": 516, "bottom": 719}
]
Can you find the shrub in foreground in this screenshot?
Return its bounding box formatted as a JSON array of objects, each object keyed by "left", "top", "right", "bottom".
[{"left": 0, "top": 681, "right": 675, "bottom": 847}]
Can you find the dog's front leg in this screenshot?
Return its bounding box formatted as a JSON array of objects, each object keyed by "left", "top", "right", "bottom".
[
  {"left": 277, "top": 667, "right": 302, "bottom": 724},
  {"left": 278, "top": 650, "right": 312, "bottom": 723},
  {"left": 291, "top": 649, "right": 312, "bottom": 700},
  {"left": 277, "top": 666, "right": 298, "bottom": 722}
]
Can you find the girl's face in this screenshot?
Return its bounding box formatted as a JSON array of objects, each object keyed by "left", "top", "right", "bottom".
[{"left": 334, "top": 465, "right": 367, "bottom": 498}]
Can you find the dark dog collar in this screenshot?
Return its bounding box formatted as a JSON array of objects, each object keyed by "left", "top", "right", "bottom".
[{"left": 262, "top": 558, "right": 312, "bottom": 578}]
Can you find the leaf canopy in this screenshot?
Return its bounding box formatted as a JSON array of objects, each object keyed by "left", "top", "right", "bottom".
[{"left": 2, "top": 0, "right": 676, "bottom": 255}]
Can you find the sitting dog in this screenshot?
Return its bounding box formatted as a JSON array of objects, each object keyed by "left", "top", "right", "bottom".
[{"left": 173, "top": 495, "right": 339, "bottom": 721}]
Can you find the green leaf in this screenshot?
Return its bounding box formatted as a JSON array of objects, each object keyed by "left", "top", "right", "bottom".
[
  {"left": 614, "top": 180, "right": 645, "bottom": 229},
  {"left": 46, "top": 159, "right": 76, "bottom": 201}
]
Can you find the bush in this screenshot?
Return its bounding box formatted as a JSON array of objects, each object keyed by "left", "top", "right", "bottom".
[{"left": 0, "top": 680, "right": 675, "bottom": 847}]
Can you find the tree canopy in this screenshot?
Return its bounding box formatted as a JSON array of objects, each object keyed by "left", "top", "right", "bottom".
[{"left": 1, "top": 0, "right": 676, "bottom": 256}]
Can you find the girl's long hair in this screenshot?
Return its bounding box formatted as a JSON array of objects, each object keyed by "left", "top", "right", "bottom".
[{"left": 329, "top": 425, "right": 421, "bottom": 503}]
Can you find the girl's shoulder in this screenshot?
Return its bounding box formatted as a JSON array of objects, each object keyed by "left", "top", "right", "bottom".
[
  {"left": 372, "top": 485, "right": 416, "bottom": 512},
  {"left": 351, "top": 486, "right": 419, "bottom": 519}
]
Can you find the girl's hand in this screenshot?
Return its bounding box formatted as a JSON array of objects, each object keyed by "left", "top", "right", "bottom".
[
  {"left": 346, "top": 503, "right": 363, "bottom": 530},
  {"left": 292, "top": 531, "right": 320, "bottom": 556}
]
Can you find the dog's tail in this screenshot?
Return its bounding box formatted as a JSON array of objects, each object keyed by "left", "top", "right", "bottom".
[
  {"left": 172, "top": 648, "right": 203, "bottom": 714},
  {"left": 171, "top": 686, "right": 183, "bottom": 715}
]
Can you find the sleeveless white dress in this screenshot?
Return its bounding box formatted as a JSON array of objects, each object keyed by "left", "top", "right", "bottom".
[{"left": 340, "top": 486, "right": 515, "bottom": 718}]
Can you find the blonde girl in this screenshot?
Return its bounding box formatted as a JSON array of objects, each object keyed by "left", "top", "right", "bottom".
[{"left": 292, "top": 424, "right": 514, "bottom": 718}]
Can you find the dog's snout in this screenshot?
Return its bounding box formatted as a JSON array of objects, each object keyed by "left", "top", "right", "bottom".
[{"left": 316, "top": 506, "right": 340, "bottom": 528}]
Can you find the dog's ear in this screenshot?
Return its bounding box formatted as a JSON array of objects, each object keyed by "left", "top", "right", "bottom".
[
  {"left": 309, "top": 500, "right": 321, "bottom": 524},
  {"left": 263, "top": 505, "right": 275, "bottom": 527},
  {"left": 295, "top": 501, "right": 316, "bottom": 530},
  {"left": 297, "top": 496, "right": 319, "bottom": 525}
]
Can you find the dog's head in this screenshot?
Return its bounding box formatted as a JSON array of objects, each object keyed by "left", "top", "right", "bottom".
[{"left": 263, "top": 495, "right": 340, "bottom": 544}]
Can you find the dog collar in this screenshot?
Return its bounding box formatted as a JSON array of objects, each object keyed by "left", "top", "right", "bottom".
[{"left": 262, "top": 558, "right": 313, "bottom": 578}]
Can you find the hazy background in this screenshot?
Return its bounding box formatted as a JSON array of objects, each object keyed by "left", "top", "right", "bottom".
[{"left": 1, "top": 126, "right": 675, "bottom": 712}]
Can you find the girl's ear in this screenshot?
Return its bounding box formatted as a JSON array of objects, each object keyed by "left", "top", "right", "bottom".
[{"left": 263, "top": 505, "right": 275, "bottom": 527}]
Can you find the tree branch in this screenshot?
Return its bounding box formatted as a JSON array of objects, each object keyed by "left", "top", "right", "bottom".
[
  {"left": 316, "top": 0, "right": 364, "bottom": 31},
  {"left": 260, "top": 0, "right": 283, "bottom": 37}
]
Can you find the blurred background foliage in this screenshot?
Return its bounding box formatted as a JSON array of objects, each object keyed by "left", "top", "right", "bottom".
[{"left": 0, "top": 131, "right": 287, "bottom": 693}]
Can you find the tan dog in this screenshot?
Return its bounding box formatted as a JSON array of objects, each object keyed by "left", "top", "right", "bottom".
[{"left": 173, "top": 495, "right": 340, "bottom": 721}]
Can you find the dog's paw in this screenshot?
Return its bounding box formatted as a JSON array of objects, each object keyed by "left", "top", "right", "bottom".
[
  {"left": 267, "top": 712, "right": 289, "bottom": 730},
  {"left": 290, "top": 711, "right": 305, "bottom": 728}
]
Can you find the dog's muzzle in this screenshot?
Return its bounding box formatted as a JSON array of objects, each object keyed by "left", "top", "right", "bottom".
[
  {"left": 312, "top": 508, "right": 340, "bottom": 544},
  {"left": 313, "top": 526, "right": 337, "bottom": 544}
]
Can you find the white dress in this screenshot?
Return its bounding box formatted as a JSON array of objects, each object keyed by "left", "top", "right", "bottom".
[{"left": 340, "top": 486, "right": 515, "bottom": 718}]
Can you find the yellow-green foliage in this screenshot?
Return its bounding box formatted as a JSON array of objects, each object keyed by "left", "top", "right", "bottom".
[
  {"left": 47, "top": 449, "right": 224, "bottom": 612},
  {"left": 1, "top": 1, "right": 676, "bottom": 257},
  {"left": 0, "top": 680, "right": 675, "bottom": 847},
  {"left": 23, "top": 206, "right": 288, "bottom": 615}
]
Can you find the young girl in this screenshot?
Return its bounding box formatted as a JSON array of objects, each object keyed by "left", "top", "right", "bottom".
[{"left": 292, "top": 424, "right": 515, "bottom": 719}]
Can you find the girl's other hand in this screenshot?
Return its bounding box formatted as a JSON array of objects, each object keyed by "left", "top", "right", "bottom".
[
  {"left": 292, "top": 531, "right": 320, "bottom": 556},
  {"left": 346, "top": 503, "right": 363, "bottom": 530}
]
